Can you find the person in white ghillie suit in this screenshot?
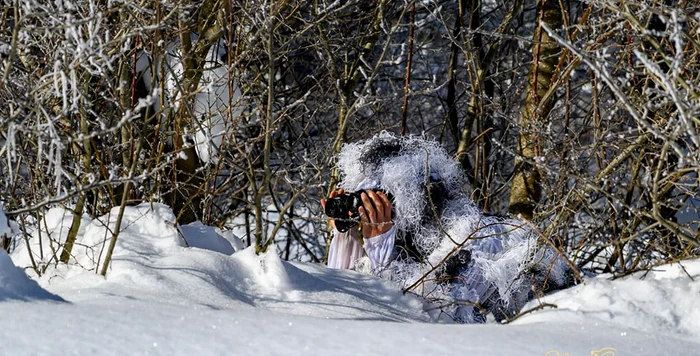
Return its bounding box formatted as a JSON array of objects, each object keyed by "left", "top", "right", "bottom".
[{"left": 322, "top": 132, "right": 570, "bottom": 323}]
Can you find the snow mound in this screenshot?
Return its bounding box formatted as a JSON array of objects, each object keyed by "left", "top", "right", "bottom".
[
  {"left": 0, "top": 250, "right": 63, "bottom": 302},
  {"left": 179, "top": 221, "right": 237, "bottom": 255},
  {"left": 77, "top": 203, "right": 185, "bottom": 266},
  {"left": 11, "top": 203, "right": 237, "bottom": 270},
  {"left": 10, "top": 204, "right": 426, "bottom": 321},
  {"left": 519, "top": 259, "right": 700, "bottom": 340},
  {"left": 9, "top": 206, "right": 88, "bottom": 269}
]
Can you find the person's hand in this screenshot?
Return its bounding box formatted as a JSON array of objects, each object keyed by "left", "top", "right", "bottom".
[
  {"left": 356, "top": 191, "right": 393, "bottom": 238},
  {"left": 320, "top": 188, "right": 345, "bottom": 230}
]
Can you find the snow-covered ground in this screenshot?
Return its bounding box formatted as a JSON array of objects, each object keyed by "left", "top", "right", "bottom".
[{"left": 1, "top": 204, "right": 699, "bottom": 355}]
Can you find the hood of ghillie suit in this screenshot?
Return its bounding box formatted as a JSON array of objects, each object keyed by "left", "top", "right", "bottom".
[
  {"left": 336, "top": 132, "right": 569, "bottom": 323},
  {"left": 337, "top": 132, "right": 489, "bottom": 260},
  {"left": 337, "top": 132, "right": 468, "bottom": 235}
]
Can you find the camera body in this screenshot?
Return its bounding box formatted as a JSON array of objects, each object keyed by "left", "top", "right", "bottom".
[{"left": 324, "top": 190, "right": 392, "bottom": 233}]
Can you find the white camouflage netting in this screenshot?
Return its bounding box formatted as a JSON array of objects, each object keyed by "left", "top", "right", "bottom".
[{"left": 336, "top": 131, "right": 569, "bottom": 322}]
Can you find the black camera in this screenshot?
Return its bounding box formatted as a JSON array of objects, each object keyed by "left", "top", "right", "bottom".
[{"left": 324, "top": 190, "right": 392, "bottom": 233}]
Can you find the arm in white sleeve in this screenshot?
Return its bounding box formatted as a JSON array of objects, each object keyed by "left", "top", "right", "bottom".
[
  {"left": 327, "top": 228, "right": 365, "bottom": 269},
  {"left": 362, "top": 226, "right": 396, "bottom": 271}
]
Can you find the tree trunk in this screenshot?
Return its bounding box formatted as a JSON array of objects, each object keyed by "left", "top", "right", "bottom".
[
  {"left": 61, "top": 72, "right": 93, "bottom": 263},
  {"left": 508, "top": 0, "right": 562, "bottom": 220},
  {"left": 59, "top": 194, "right": 85, "bottom": 263}
]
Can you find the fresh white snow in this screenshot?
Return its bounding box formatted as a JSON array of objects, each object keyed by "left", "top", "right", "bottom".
[
  {"left": 2, "top": 204, "right": 699, "bottom": 355},
  {"left": 0, "top": 250, "right": 63, "bottom": 302}
]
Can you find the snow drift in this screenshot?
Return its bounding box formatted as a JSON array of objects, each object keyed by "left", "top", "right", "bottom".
[
  {"left": 3, "top": 203, "right": 699, "bottom": 354},
  {"left": 0, "top": 250, "right": 63, "bottom": 302},
  {"left": 519, "top": 259, "right": 700, "bottom": 339},
  {"left": 0, "top": 204, "right": 700, "bottom": 355},
  {"left": 1, "top": 204, "right": 61, "bottom": 301},
  {"left": 9, "top": 203, "right": 426, "bottom": 321}
]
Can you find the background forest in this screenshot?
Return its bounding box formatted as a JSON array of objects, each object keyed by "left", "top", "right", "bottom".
[{"left": 1, "top": 0, "right": 699, "bottom": 277}]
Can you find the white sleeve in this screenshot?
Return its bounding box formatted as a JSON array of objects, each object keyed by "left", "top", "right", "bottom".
[
  {"left": 362, "top": 226, "right": 396, "bottom": 271},
  {"left": 327, "top": 228, "right": 365, "bottom": 269}
]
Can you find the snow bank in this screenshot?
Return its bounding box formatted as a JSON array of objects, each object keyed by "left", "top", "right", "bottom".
[
  {"left": 9, "top": 206, "right": 88, "bottom": 269},
  {"left": 10, "top": 203, "right": 237, "bottom": 270},
  {"left": 0, "top": 250, "right": 63, "bottom": 301},
  {"left": 518, "top": 259, "right": 700, "bottom": 340},
  {"left": 10, "top": 203, "right": 425, "bottom": 321},
  {"left": 0, "top": 204, "right": 61, "bottom": 301},
  {"left": 2, "top": 249, "right": 699, "bottom": 355},
  {"left": 2, "top": 295, "right": 698, "bottom": 356},
  {"left": 3, "top": 202, "right": 699, "bottom": 355}
]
